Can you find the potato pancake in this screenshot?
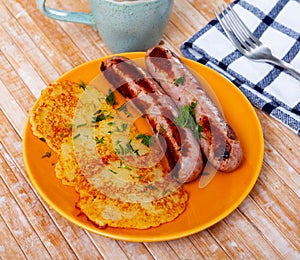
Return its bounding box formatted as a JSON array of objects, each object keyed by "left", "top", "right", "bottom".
[
  {"left": 76, "top": 174, "right": 188, "bottom": 229},
  {"left": 30, "top": 80, "right": 85, "bottom": 153},
  {"left": 30, "top": 80, "right": 188, "bottom": 229}
]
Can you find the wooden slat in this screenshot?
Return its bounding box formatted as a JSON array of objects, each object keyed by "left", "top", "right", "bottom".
[
  {"left": 252, "top": 162, "right": 300, "bottom": 249},
  {"left": 1, "top": 10, "right": 61, "bottom": 84},
  {"left": 0, "top": 80, "right": 27, "bottom": 136},
  {"left": 208, "top": 220, "right": 256, "bottom": 259},
  {"left": 87, "top": 233, "right": 129, "bottom": 259},
  {"left": 167, "top": 237, "right": 202, "bottom": 259},
  {"left": 0, "top": 25, "right": 46, "bottom": 98},
  {"left": 189, "top": 230, "right": 229, "bottom": 259},
  {"left": 0, "top": 155, "right": 53, "bottom": 259},
  {"left": 239, "top": 195, "right": 299, "bottom": 259},
  {"left": 224, "top": 207, "right": 281, "bottom": 259},
  {"left": 1, "top": 1, "right": 75, "bottom": 75},
  {"left": 117, "top": 241, "right": 154, "bottom": 260},
  {"left": 0, "top": 51, "right": 37, "bottom": 114},
  {"left": 0, "top": 215, "right": 26, "bottom": 259},
  {"left": 144, "top": 242, "right": 180, "bottom": 259}
]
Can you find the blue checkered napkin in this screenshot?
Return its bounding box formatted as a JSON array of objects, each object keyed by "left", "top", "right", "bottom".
[{"left": 181, "top": 0, "right": 300, "bottom": 136}]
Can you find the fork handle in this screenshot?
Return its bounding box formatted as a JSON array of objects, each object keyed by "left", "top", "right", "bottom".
[{"left": 267, "top": 56, "right": 300, "bottom": 80}]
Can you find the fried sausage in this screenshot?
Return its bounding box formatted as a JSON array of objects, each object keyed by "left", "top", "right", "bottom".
[
  {"left": 145, "top": 46, "right": 243, "bottom": 172},
  {"left": 100, "top": 56, "right": 203, "bottom": 182}
]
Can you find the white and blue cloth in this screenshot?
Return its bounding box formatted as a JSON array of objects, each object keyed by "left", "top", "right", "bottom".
[{"left": 181, "top": 0, "right": 300, "bottom": 136}]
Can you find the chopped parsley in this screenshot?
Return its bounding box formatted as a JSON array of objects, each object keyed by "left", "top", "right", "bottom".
[
  {"left": 106, "top": 89, "right": 117, "bottom": 106},
  {"left": 76, "top": 123, "right": 87, "bottom": 128},
  {"left": 118, "top": 160, "right": 132, "bottom": 171},
  {"left": 95, "top": 136, "right": 105, "bottom": 144},
  {"left": 162, "top": 189, "right": 170, "bottom": 196},
  {"left": 202, "top": 172, "right": 210, "bottom": 176},
  {"left": 42, "top": 150, "right": 51, "bottom": 158},
  {"left": 174, "top": 75, "right": 186, "bottom": 86},
  {"left": 126, "top": 140, "right": 139, "bottom": 156},
  {"left": 146, "top": 184, "right": 157, "bottom": 190},
  {"left": 115, "top": 123, "right": 128, "bottom": 132},
  {"left": 73, "top": 133, "right": 81, "bottom": 140},
  {"left": 175, "top": 102, "right": 203, "bottom": 138},
  {"left": 136, "top": 134, "right": 152, "bottom": 147},
  {"left": 175, "top": 102, "right": 197, "bottom": 129},
  {"left": 115, "top": 140, "right": 139, "bottom": 156},
  {"left": 92, "top": 109, "right": 113, "bottom": 123},
  {"left": 118, "top": 103, "right": 132, "bottom": 118},
  {"left": 109, "top": 169, "right": 118, "bottom": 174},
  {"left": 78, "top": 81, "right": 87, "bottom": 90}
]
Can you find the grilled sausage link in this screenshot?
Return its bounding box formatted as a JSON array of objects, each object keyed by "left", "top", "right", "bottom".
[
  {"left": 100, "top": 56, "right": 203, "bottom": 183},
  {"left": 145, "top": 46, "right": 243, "bottom": 172}
]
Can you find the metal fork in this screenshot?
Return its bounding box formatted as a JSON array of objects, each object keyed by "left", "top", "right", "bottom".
[{"left": 214, "top": 4, "right": 300, "bottom": 80}]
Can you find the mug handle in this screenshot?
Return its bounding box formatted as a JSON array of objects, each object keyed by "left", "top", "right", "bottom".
[{"left": 36, "top": 0, "right": 96, "bottom": 28}]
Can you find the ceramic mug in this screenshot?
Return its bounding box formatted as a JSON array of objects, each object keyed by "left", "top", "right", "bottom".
[{"left": 36, "top": 0, "right": 174, "bottom": 53}]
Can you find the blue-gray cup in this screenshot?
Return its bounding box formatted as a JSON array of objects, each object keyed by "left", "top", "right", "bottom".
[{"left": 36, "top": 0, "right": 174, "bottom": 53}]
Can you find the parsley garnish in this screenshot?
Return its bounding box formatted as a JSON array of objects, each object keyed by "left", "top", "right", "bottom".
[
  {"left": 118, "top": 160, "right": 132, "bottom": 171},
  {"left": 202, "top": 172, "right": 210, "bottom": 176},
  {"left": 92, "top": 109, "right": 113, "bottom": 123},
  {"left": 73, "top": 133, "right": 80, "bottom": 140},
  {"left": 174, "top": 75, "right": 186, "bottom": 86},
  {"left": 77, "top": 123, "right": 87, "bottom": 128},
  {"left": 115, "top": 140, "right": 139, "bottom": 156},
  {"left": 109, "top": 169, "right": 118, "bottom": 174},
  {"left": 115, "top": 123, "right": 128, "bottom": 132},
  {"left": 95, "top": 136, "right": 105, "bottom": 144},
  {"left": 106, "top": 89, "right": 117, "bottom": 106},
  {"left": 136, "top": 134, "right": 152, "bottom": 147},
  {"left": 147, "top": 184, "right": 157, "bottom": 190},
  {"left": 175, "top": 102, "right": 203, "bottom": 138},
  {"left": 78, "top": 81, "right": 87, "bottom": 90},
  {"left": 42, "top": 150, "right": 51, "bottom": 158},
  {"left": 175, "top": 102, "right": 197, "bottom": 129},
  {"left": 126, "top": 140, "right": 139, "bottom": 156},
  {"left": 118, "top": 104, "right": 132, "bottom": 117},
  {"left": 162, "top": 189, "right": 170, "bottom": 196}
]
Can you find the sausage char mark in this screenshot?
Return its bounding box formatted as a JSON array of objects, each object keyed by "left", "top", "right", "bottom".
[
  {"left": 101, "top": 58, "right": 156, "bottom": 95},
  {"left": 146, "top": 115, "right": 181, "bottom": 175},
  {"left": 199, "top": 116, "right": 231, "bottom": 160},
  {"left": 226, "top": 124, "right": 237, "bottom": 140},
  {"left": 147, "top": 48, "right": 175, "bottom": 80}
]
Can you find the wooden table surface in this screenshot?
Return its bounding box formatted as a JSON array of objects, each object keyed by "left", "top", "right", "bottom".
[{"left": 0, "top": 0, "right": 299, "bottom": 259}]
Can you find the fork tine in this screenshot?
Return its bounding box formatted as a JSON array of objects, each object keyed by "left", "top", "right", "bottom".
[
  {"left": 219, "top": 5, "right": 252, "bottom": 51},
  {"left": 222, "top": 4, "right": 255, "bottom": 48},
  {"left": 227, "top": 4, "right": 261, "bottom": 46},
  {"left": 213, "top": 8, "right": 247, "bottom": 54}
]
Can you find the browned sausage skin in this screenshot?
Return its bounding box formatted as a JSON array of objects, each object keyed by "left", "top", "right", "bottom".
[
  {"left": 100, "top": 56, "right": 203, "bottom": 183},
  {"left": 145, "top": 46, "right": 243, "bottom": 172}
]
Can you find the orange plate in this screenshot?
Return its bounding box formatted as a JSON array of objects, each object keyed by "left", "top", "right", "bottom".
[{"left": 23, "top": 52, "right": 264, "bottom": 242}]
